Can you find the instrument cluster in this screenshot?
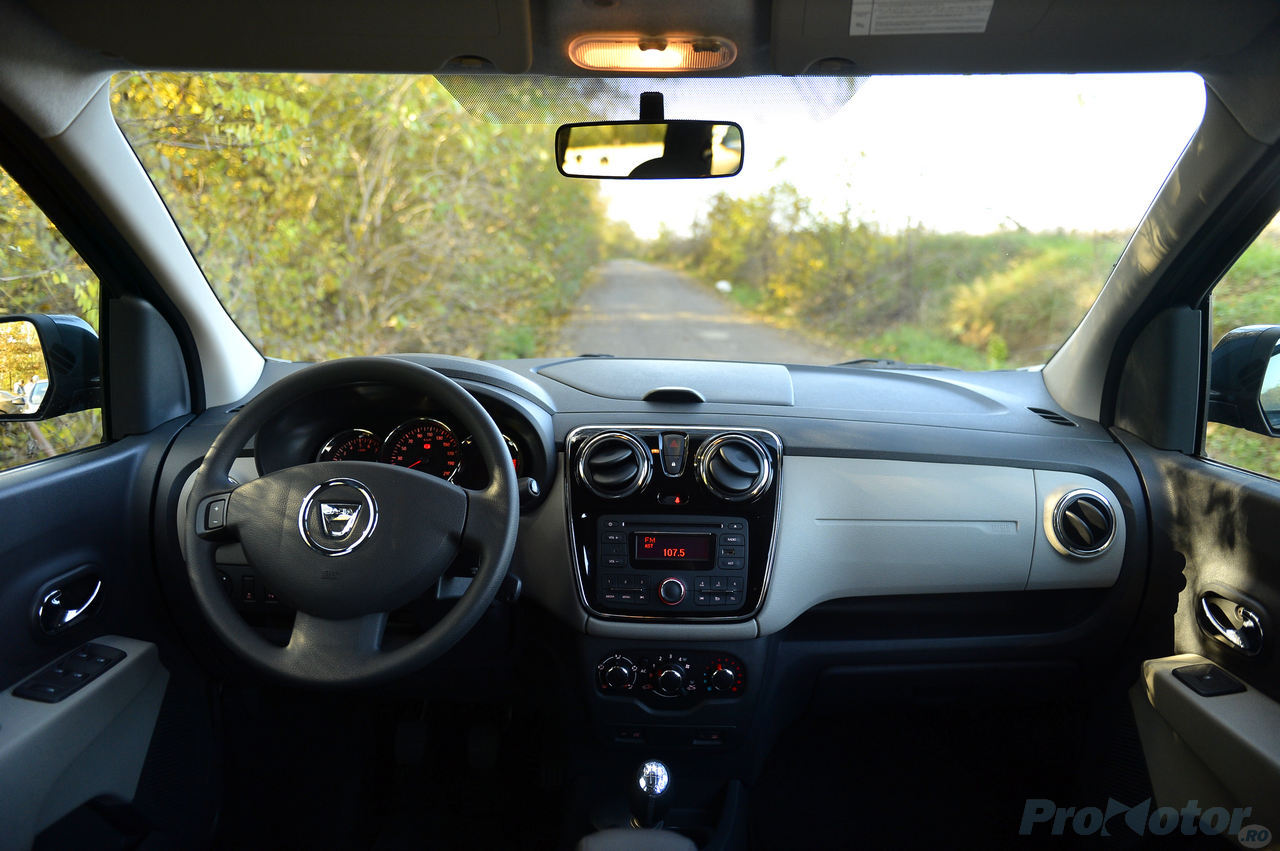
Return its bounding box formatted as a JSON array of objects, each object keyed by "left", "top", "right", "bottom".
[{"left": 315, "top": 417, "right": 522, "bottom": 488}]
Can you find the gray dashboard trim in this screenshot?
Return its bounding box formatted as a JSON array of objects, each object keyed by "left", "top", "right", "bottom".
[
  {"left": 538, "top": 358, "right": 795, "bottom": 406},
  {"left": 0, "top": 636, "right": 168, "bottom": 851},
  {"left": 585, "top": 616, "right": 758, "bottom": 640},
  {"left": 754, "top": 457, "right": 1127, "bottom": 636}
]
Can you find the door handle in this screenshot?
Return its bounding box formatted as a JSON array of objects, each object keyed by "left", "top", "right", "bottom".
[
  {"left": 1197, "top": 592, "right": 1264, "bottom": 657},
  {"left": 35, "top": 571, "right": 102, "bottom": 635}
]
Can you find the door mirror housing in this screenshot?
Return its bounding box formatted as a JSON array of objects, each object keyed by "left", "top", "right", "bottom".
[
  {"left": 0, "top": 315, "right": 101, "bottom": 421},
  {"left": 1208, "top": 324, "right": 1280, "bottom": 436}
]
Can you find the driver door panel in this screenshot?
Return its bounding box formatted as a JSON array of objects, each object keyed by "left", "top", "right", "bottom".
[{"left": 0, "top": 430, "right": 183, "bottom": 849}]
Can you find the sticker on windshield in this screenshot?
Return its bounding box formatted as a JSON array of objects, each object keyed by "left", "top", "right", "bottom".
[{"left": 849, "top": 0, "right": 994, "bottom": 36}]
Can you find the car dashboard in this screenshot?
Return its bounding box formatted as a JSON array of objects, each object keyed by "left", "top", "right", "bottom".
[{"left": 161, "top": 352, "right": 1147, "bottom": 751}]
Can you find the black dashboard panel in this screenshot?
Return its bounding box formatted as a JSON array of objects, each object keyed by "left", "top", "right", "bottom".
[{"left": 565, "top": 426, "right": 782, "bottom": 622}]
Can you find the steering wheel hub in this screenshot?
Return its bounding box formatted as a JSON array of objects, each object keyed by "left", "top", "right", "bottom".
[{"left": 299, "top": 478, "right": 378, "bottom": 555}]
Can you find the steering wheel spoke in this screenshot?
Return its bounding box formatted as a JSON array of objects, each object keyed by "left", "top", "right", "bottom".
[
  {"left": 463, "top": 486, "right": 517, "bottom": 549},
  {"left": 287, "top": 611, "right": 388, "bottom": 667},
  {"left": 193, "top": 489, "right": 238, "bottom": 540}
]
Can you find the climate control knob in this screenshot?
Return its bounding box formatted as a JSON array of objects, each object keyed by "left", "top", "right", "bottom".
[
  {"left": 710, "top": 667, "right": 737, "bottom": 693},
  {"left": 656, "top": 666, "right": 685, "bottom": 696},
  {"left": 606, "top": 663, "right": 635, "bottom": 689},
  {"left": 658, "top": 577, "right": 686, "bottom": 606},
  {"left": 597, "top": 655, "right": 637, "bottom": 691}
]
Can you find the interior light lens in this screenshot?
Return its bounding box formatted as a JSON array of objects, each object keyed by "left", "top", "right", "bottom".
[{"left": 568, "top": 35, "right": 738, "bottom": 72}]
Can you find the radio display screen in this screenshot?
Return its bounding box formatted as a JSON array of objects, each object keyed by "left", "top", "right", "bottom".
[{"left": 632, "top": 532, "right": 714, "bottom": 567}]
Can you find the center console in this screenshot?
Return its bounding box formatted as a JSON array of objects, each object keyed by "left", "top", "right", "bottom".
[{"left": 565, "top": 425, "right": 782, "bottom": 622}]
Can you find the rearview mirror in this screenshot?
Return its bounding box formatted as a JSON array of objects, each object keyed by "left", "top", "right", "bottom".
[
  {"left": 556, "top": 121, "right": 743, "bottom": 179},
  {"left": 0, "top": 315, "right": 101, "bottom": 421},
  {"left": 1208, "top": 324, "right": 1280, "bottom": 436}
]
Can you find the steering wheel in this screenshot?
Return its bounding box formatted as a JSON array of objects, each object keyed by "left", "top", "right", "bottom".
[{"left": 183, "top": 357, "right": 519, "bottom": 687}]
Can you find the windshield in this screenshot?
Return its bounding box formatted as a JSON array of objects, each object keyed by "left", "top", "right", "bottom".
[{"left": 112, "top": 72, "right": 1205, "bottom": 368}]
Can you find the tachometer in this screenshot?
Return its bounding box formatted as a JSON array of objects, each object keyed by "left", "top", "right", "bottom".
[
  {"left": 315, "top": 428, "right": 382, "bottom": 462},
  {"left": 460, "top": 434, "right": 522, "bottom": 477},
  {"left": 381, "top": 418, "right": 461, "bottom": 480}
]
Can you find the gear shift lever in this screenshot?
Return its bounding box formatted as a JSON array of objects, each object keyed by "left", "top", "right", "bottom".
[{"left": 629, "top": 760, "right": 672, "bottom": 828}]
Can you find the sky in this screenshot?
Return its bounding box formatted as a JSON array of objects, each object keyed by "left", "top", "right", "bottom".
[{"left": 597, "top": 73, "right": 1208, "bottom": 240}]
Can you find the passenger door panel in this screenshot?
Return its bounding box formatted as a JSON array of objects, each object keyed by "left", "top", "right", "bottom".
[{"left": 1121, "top": 433, "right": 1280, "bottom": 833}]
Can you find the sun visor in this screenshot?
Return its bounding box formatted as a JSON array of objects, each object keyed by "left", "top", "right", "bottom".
[
  {"left": 22, "top": 0, "right": 533, "bottom": 73},
  {"left": 771, "top": 0, "right": 1278, "bottom": 75}
]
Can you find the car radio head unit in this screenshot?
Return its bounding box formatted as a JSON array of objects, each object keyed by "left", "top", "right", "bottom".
[{"left": 633, "top": 532, "right": 714, "bottom": 567}]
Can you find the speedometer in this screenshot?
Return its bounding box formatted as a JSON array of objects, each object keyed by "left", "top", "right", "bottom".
[
  {"left": 381, "top": 418, "right": 461, "bottom": 480},
  {"left": 315, "top": 428, "right": 381, "bottom": 462}
]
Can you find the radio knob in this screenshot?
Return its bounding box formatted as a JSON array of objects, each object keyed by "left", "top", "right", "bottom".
[
  {"left": 656, "top": 666, "right": 685, "bottom": 696},
  {"left": 659, "top": 577, "right": 686, "bottom": 605},
  {"left": 710, "top": 667, "right": 737, "bottom": 692}
]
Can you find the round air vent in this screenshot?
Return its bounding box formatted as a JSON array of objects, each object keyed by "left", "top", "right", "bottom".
[
  {"left": 1049, "top": 489, "right": 1116, "bottom": 558},
  {"left": 697, "top": 433, "right": 773, "bottom": 502},
  {"left": 576, "top": 432, "right": 651, "bottom": 499}
]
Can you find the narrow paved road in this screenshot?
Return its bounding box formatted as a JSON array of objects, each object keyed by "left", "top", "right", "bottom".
[{"left": 556, "top": 260, "right": 844, "bottom": 363}]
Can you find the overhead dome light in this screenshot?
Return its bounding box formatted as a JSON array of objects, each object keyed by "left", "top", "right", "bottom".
[{"left": 568, "top": 35, "right": 737, "bottom": 72}]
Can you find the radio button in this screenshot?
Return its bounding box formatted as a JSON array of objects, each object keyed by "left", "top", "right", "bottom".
[{"left": 720, "top": 533, "right": 746, "bottom": 546}]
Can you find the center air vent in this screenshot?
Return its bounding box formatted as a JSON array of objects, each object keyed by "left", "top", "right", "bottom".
[
  {"left": 577, "top": 432, "right": 651, "bottom": 499},
  {"left": 1049, "top": 489, "right": 1116, "bottom": 558},
  {"left": 697, "top": 433, "right": 773, "bottom": 502}
]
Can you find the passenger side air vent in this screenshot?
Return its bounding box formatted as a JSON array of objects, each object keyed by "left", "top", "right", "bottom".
[
  {"left": 1049, "top": 490, "right": 1115, "bottom": 558},
  {"left": 576, "top": 432, "right": 651, "bottom": 499},
  {"left": 1028, "top": 407, "right": 1077, "bottom": 427},
  {"left": 697, "top": 433, "right": 773, "bottom": 502}
]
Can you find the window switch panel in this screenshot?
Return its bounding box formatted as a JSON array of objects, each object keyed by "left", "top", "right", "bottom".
[{"left": 11, "top": 642, "right": 127, "bottom": 704}]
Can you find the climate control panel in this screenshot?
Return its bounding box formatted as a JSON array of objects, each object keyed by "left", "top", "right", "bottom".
[{"left": 596, "top": 649, "right": 747, "bottom": 708}]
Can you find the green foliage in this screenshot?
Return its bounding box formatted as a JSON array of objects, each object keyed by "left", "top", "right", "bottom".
[
  {"left": 650, "top": 183, "right": 1124, "bottom": 368},
  {"left": 112, "top": 72, "right": 605, "bottom": 361}
]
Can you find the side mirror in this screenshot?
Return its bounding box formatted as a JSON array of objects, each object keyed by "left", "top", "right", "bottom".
[
  {"left": 0, "top": 315, "right": 101, "bottom": 422},
  {"left": 1208, "top": 324, "right": 1280, "bottom": 436}
]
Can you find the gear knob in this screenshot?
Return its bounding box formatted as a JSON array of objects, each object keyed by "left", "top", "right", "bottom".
[{"left": 630, "top": 760, "right": 672, "bottom": 828}]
